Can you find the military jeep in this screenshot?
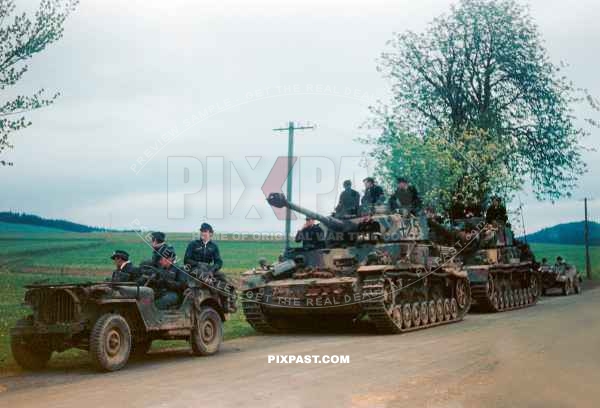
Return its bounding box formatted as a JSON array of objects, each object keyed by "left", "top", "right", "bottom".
[
  {"left": 10, "top": 275, "right": 237, "bottom": 372},
  {"left": 541, "top": 262, "right": 582, "bottom": 296}
]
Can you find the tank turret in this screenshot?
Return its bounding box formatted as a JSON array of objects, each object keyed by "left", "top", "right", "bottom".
[{"left": 267, "top": 192, "right": 429, "bottom": 242}]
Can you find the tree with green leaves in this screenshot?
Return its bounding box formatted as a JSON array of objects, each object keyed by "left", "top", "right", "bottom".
[
  {"left": 367, "top": 0, "right": 597, "bottom": 210},
  {"left": 0, "top": 0, "right": 77, "bottom": 166}
]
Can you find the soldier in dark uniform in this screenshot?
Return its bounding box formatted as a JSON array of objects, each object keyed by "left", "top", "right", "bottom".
[
  {"left": 149, "top": 232, "right": 166, "bottom": 267},
  {"left": 335, "top": 180, "right": 360, "bottom": 217},
  {"left": 361, "top": 177, "right": 385, "bottom": 207},
  {"left": 485, "top": 196, "right": 508, "bottom": 224},
  {"left": 151, "top": 246, "right": 188, "bottom": 309},
  {"left": 389, "top": 177, "right": 421, "bottom": 214},
  {"left": 110, "top": 250, "right": 141, "bottom": 282},
  {"left": 449, "top": 193, "right": 467, "bottom": 221},
  {"left": 184, "top": 223, "right": 226, "bottom": 282},
  {"left": 295, "top": 217, "right": 325, "bottom": 250}
]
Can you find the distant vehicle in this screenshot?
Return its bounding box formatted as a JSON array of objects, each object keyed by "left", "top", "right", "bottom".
[
  {"left": 10, "top": 272, "right": 236, "bottom": 372},
  {"left": 541, "top": 261, "right": 582, "bottom": 296}
]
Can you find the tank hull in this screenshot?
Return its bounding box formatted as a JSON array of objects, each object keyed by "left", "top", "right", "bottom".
[
  {"left": 242, "top": 262, "right": 471, "bottom": 334},
  {"left": 467, "top": 262, "right": 540, "bottom": 312}
]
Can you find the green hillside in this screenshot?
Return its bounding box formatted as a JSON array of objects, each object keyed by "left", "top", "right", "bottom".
[
  {"left": 0, "top": 211, "right": 106, "bottom": 233},
  {"left": 0, "top": 221, "right": 66, "bottom": 233},
  {"left": 525, "top": 221, "right": 600, "bottom": 245}
]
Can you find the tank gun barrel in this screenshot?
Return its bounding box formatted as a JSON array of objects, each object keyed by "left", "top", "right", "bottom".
[{"left": 267, "top": 193, "right": 351, "bottom": 231}]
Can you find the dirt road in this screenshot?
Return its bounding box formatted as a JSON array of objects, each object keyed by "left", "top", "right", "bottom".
[{"left": 1, "top": 288, "right": 599, "bottom": 408}]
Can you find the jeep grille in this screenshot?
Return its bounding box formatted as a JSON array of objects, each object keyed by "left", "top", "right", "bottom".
[{"left": 37, "top": 290, "right": 77, "bottom": 323}]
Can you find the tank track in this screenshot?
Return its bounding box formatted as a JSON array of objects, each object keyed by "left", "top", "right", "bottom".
[
  {"left": 360, "top": 274, "right": 470, "bottom": 334},
  {"left": 241, "top": 300, "right": 279, "bottom": 333},
  {"left": 470, "top": 269, "right": 540, "bottom": 313}
]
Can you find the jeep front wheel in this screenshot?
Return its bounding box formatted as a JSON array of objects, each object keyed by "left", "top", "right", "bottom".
[
  {"left": 89, "top": 314, "right": 132, "bottom": 371},
  {"left": 191, "top": 306, "right": 223, "bottom": 356},
  {"left": 10, "top": 334, "right": 52, "bottom": 370}
]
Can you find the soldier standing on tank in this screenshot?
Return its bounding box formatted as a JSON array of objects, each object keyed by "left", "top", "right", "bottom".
[
  {"left": 335, "top": 179, "right": 360, "bottom": 217},
  {"left": 184, "top": 223, "right": 226, "bottom": 282},
  {"left": 110, "top": 250, "right": 141, "bottom": 282},
  {"left": 295, "top": 217, "right": 325, "bottom": 250},
  {"left": 389, "top": 177, "right": 421, "bottom": 215},
  {"left": 449, "top": 193, "right": 467, "bottom": 221},
  {"left": 485, "top": 196, "right": 508, "bottom": 225},
  {"left": 361, "top": 177, "right": 385, "bottom": 207}
]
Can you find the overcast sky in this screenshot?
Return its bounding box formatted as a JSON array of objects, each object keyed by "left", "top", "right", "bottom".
[{"left": 1, "top": 0, "right": 599, "bottom": 234}]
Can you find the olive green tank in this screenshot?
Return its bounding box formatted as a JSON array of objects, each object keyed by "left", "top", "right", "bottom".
[{"left": 240, "top": 193, "right": 471, "bottom": 334}]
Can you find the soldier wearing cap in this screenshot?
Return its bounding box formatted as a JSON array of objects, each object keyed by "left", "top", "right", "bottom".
[
  {"left": 295, "top": 217, "right": 325, "bottom": 250},
  {"left": 151, "top": 246, "right": 188, "bottom": 309},
  {"left": 150, "top": 231, "right": 167, "bottom": 267},
  {"left": 389, "top": 177, "right": 421, "bottom": 215},
  {"left": 361, "top": 177, "right": 385, "bottom": 207},
  {"left": 184, "top": 223, "right": 225, "bottom": 282},
  {"left": 110, "top": 250, "right": 141, "bottom": 282},
  {"left": 335, "top": 180, "right": 360, "bottom": 217}
]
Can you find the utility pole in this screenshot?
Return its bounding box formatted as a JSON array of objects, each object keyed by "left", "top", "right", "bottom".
[
  {"left": 584, "top": 197, "right": 592, "bottom": 280},
  {"left": 273, "top": 121, "right": 316, "bottom": 250}
]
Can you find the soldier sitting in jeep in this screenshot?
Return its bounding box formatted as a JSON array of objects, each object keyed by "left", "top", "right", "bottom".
[
  {"left": 147, "top": 245, "right": 189, "bottom": 309},
  {"left": 110, "top": 250, "right": 142, "bottom": 283}
]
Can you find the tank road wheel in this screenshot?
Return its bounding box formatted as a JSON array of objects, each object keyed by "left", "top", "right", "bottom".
[
  {"left": 516, "top": 289, "right": 522, "bottom": 306},
  {"left": 428, "top": 301, "right": 437, "bottom": 324},
  {"left": 503, "top": 291, "right": 510, "bottom": 309},
  {"left": 455, "top": 280, "right": 469, "bottom": 310},
  {"left": 383, "top": 279, "right": 396, "bottom": 313},
  {"left": 508, "top": 290, "right": 514, "bottom": 308},
  {"left": 411, "top": 302, "right": 421, "bottom": 326},
  {"left": 443, "top": 299, "right": 451, "bottom": 321},
  {"left": 490, "top": 292, "right": 499, "bottom": 310},
  {"left": 487, "top": 276, "right": 495, "bottom": 298},
  {"left": 498, "top": 292, "right": 505, "bottom": 310},
  {"left": 191, "top": 306, "right": 223, "bottom": 356},
  {"left": 527, "top": 288, "right": 533, "bottom": 304},
  {"left": 450, "top": 298, "right": 458, "bottom": 320},
  {"left": 419, "top": 302, "right": 429, "bottom": 325},
  {"left": 10, "top": 335, "right": 52, "bottom": 371},
  {"left": 90, "top": 314, "right": 132, "bottom": 372},
  {"left": 391, "top": 306, "right": 403, "bottom": 327},
  {"left": 435, "top": 299, "right": 444, "bottom": 322},
  {"left": 402, "top": 304, "right": 413, "bottom": 329}
]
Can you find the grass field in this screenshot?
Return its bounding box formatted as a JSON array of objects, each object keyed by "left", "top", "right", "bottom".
[
  {"left": 0, "top": 230, "right": 282, "bottom": 374},
  {"left": 0, "top": 228, "right": 597, "bottom": 374}
]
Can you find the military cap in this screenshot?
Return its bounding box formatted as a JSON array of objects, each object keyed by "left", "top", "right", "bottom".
[
  {"left": 110, "top": 250, "right": 129, "bottom": 261},
  {"left": 200, "top": 222, "right": 214, "bottom": 233},
  {"left": 157, "top": 245, "right": 176, "bottom": 260},
  {"left": 150, "top": 231, "right": 166, "bottom": 243},
  {"left": 363, "top": 177, "right": 375, "bottom": 183},
  {"left": 343, "top": 179, "right": 352, "bottom": 187}
]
